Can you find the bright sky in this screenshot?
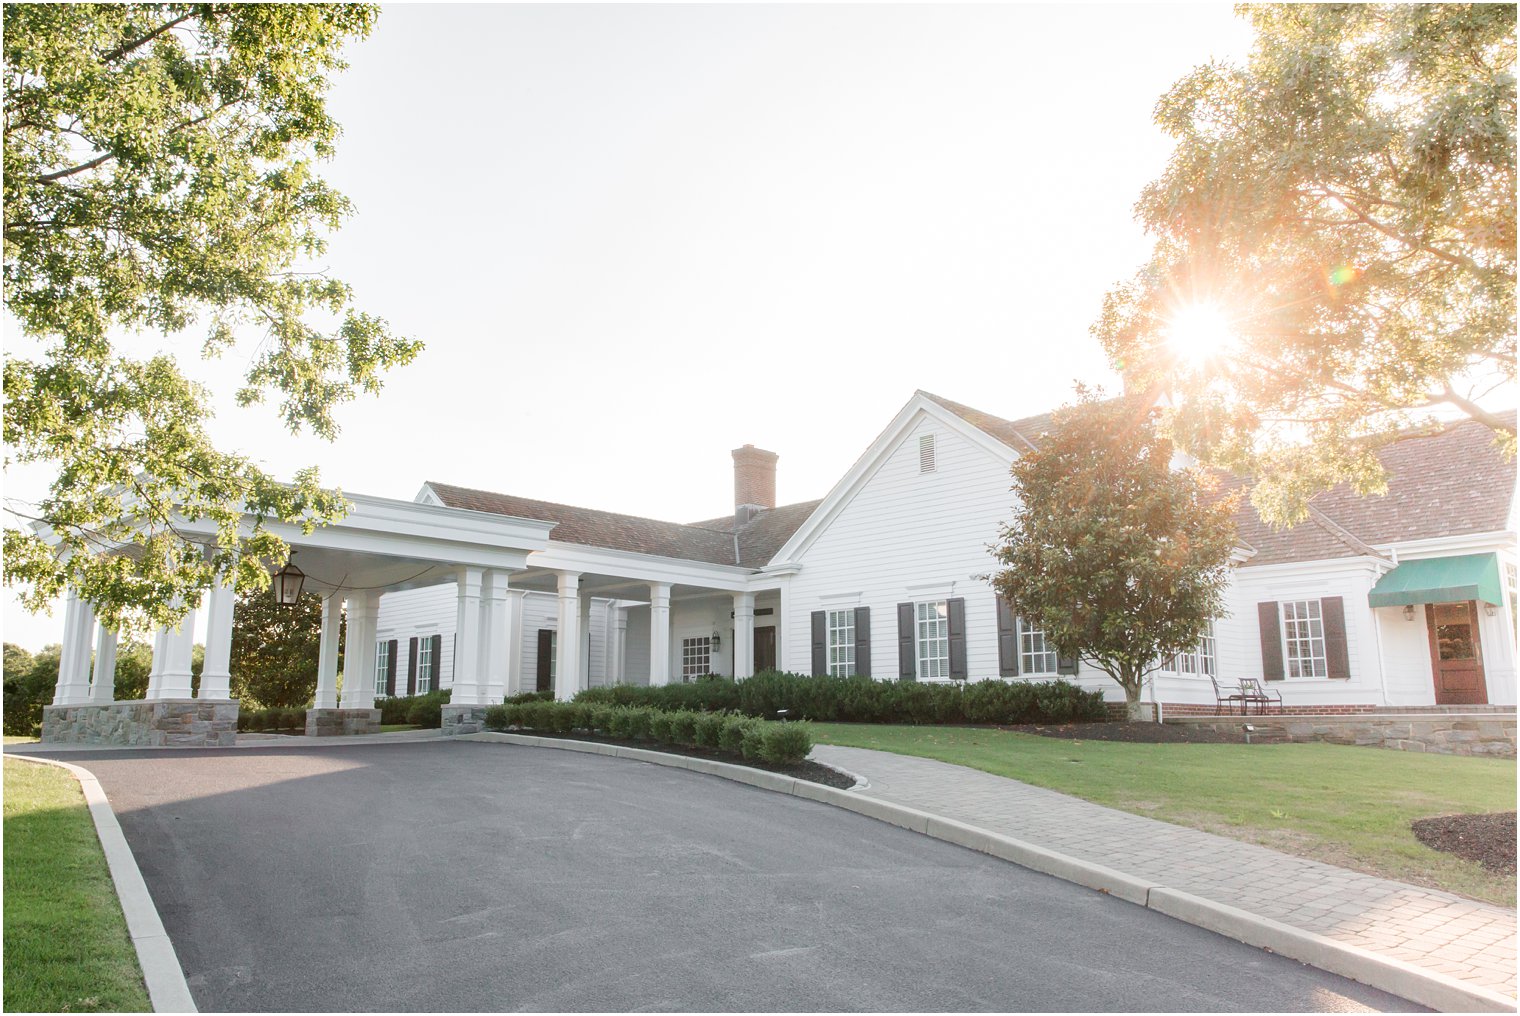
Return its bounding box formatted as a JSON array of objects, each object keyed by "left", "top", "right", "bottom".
[{"left": 3, "top": 3, "right": 1258, "bottom": 649}]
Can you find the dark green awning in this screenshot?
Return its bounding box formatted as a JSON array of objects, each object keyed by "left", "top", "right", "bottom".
[{"left": 1368, "top": 553, "right": 1503, "bottom": 608}]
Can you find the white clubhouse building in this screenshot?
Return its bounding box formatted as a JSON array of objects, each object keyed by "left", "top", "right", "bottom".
[{"left": 45, "top": 392, "right": 1518, "bottom": 741}]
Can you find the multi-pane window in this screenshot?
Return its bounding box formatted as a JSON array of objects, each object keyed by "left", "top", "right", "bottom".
[
  {"left": 547, "top": 631, "right": 557, "bottom": 684},
  {"left": 374, "top": 641, "right": 390, "bottom": 697},
  {"left": 1281, "top": 600, "right": 1327, "bottom": 678},
  {"left": 1020, "top": 621, "right": 1058, "bottom": 675},
  {"left": 417, "top": 635, "right": 434, "bottom": 693},
  {"left": 916, "top": 601, "right": 949, "bottom": 680},
  {"left": 1172, "top": 624, "right": 1217, "bottom": 676},
  {"left": 1507, "top": 563, "right": 1517, "bottom": 634},
  {"left": 682, "top": 637, "right": 712, "bottom": 681},
  {"left": 827, "top": 609, "right": 856, "bottom": 677}
]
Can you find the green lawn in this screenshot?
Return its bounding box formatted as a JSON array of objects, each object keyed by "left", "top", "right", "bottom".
[
  {"left": 3, "top": 758, "right": 151, "bottom": 1013},
  {"left": 378, "top": 723, "right": 421, "bottom": 733},
  {"left": 3, "top": 735, "right": 39, "bottom": 744},
  {"left": 812, "top": 723, "right": 1518, "bottom": 907}
]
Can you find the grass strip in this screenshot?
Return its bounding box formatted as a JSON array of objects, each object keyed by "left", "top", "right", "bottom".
[
  {"left": 3, "top": 758, "right": 151, "bottom": 1013},
  {"left": 811, "top": 723, "right": 1517, "bottom": 906}
]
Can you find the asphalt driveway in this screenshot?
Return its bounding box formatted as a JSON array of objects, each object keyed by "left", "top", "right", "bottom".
[{"left": 25, "top": 741, "right": 1423, "bottom": 1012}]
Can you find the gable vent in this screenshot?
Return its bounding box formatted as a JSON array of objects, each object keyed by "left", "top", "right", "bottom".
[{"left": 919, "top": 434, "right": 937, "bottom": 473}]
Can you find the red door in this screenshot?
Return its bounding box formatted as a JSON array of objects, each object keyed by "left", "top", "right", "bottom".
[{"left": 1425, "top": 601, "right": 1488, "bottom": 705}]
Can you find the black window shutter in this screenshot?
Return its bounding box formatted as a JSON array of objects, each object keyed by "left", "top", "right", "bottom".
[
  {"left": 536, "top": 629, "right": 553, "bottom": 692},
  {"left": 407, "top": 637, "right": 418, "bottom": 696},
  {"left": 996, "top": 596, "right": 1018, "bottom": 677},
  {"left": 853, "top": 607, "right": 871, "bottom": 678},
  {"left": 897, "top": 602, "right": 916, "bottom": 680},
  {"left": 1321, "top": 596, "right": 1350, "bottom": 679},
  {"left": 1056, "top": 652, "right": 1078, "bottom": 676},
  {"left": 385, "top": 640, "right": 398, "bottom": 696},
  {"left": 1258, "top": 601, "right": 1285, "bottom": 681},
  {"left": 810, "top": 611, "right": 827, "bottom": 677},
  {"left": 947, "top": 597, "right": 967, "bottom": 680},
  {"left": 432, "top": 634, "right": 445, "bottom": 689}
]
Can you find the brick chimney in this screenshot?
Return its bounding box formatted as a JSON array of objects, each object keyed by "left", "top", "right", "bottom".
[{"left": 732, "top": 444, "right": 778, "bottom": 522}]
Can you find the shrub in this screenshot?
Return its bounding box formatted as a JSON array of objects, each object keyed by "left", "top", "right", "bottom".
[
  {"left": 484, "top": 704, "right": 509, "bottom": 731},
  {"left": 718, "top": 715, "right": 753, "bottom": 752},
  {"left": 759, "top": 722, "right": 813, "bottom": 765},
  {"left": 282, "top": 707, "right": 307, "bottom": 731},
  {"left": 666, "top": 711, "right": 698, "bottom": 746},
  {"left": 573, "top": 672, "right": 1104, "bottom": 726},
  {"left": 405, "top": 698, "right": 443, "bottom": 728},
  {"left": 647, "top": 710, "right": 673, "bottom": 742},
  {"left": 740, "top": 722, "right": 766, "bottom": 760},
  {"left": 693, "top": 711, "right": 727, "bottom": 748},
  {"left": 504, "top": 690, "right": 554, "bottom": 705}
]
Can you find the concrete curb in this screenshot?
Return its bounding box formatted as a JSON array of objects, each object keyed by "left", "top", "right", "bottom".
[
  {"left": 8, "top": 754, "right": 197, "bottom": 1014},
  {"left": 459, "top": 731, "right": 1516, "bottom": 1014}
]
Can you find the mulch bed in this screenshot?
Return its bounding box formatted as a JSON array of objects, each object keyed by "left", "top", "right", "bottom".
[
  {"left": 1411, "top": 812, "right": 1517, "bottom": 875},
  {"left": 998, "top": 721, "right": 1247, "bottom": 744},
  {"left": 504, "top": 729, "right": 858, "bottom": 789}
]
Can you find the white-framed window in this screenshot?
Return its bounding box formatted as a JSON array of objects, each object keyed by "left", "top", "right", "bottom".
[
  {"left": 374, "top": 640, "right": 390, "bottom": 697},
  {"left": 1172, "top": 623, "right": 1217, "bottom": 677},
  {"left": 547, "top": 631, "right": 557, "bottom": 685},
  {"left": 916, "top": 600, "right": 949, "bottom": 680},
  {"left": 1282, "top": 600, "right": 1327, "bottom": 678},
  {"left": 827, "top": 609, "right": 857, "bottom": 678},
  {"left": 1506, "top": 562, "right": 1517, "bottom": 633},
  {"left": 682, "top": 637, "right": 712, "bottom": 681},
  {"left": 919, "top": 434, "right": 937, "bottom": 473},
  {"left": 1019, "top": 621, "right": 1058, "bottom": 675},
  {"left": 417, "top": 635, "right": 434, "bottom": 693}
]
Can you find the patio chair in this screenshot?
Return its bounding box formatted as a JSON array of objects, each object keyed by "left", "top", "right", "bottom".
[
  {"left": 1209, "top": 674, "right": 1248, "bottom": 715},
  {"left": 1239, "top": 677, "right": 1283, "bottom": 715}
]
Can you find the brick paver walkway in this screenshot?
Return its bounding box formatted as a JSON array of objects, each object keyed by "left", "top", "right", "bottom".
[{"left": 813, "top": 744, "right": 1517, "bottom": 999}]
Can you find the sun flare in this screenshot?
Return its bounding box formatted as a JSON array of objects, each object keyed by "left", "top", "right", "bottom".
[{"left": 1165, "top": 303, "right": 1236, "bottom": 366}]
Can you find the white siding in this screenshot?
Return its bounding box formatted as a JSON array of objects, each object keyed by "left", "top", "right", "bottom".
[
  {"left": 785, "top": 413, "right": 1015, "bottom": 682},
  {"left": 374, "top": 586, "right": 616, "bottom": 696}
]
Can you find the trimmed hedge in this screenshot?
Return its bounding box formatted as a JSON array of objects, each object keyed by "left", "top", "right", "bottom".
[
  {"left": 236, "top": 706, "right": 308, "bottom": 732},
  {"left": 574, "top": 671, "right": 1104, "bottom": 726},
  {"left": 378, "top": 689, "right": 451, "bottom": 727},
  {"left": 482, "top": 701, "right": 813, "bottom": 766}
]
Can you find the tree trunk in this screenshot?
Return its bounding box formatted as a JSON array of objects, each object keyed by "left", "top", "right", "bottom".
[{"left": 1122, "top": 673, "right": 1152, "bottom": 723}]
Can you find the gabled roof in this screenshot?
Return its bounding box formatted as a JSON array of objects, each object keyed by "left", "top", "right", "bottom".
[
  {"left": 929, "top": 392, "right": 1516, "bottom": 568},
  {"left": 424, "top": 481, "right": 819, "bottom": 568}
]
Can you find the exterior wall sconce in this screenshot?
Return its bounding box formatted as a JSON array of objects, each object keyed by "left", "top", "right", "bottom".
[
  {"left": 1402, "top": 604, "right": 1415, "bottom": 621},
  {"left": 273, "top": 552, "right": 306, "bottom": 607},
  {"left": 711, "top": 631, "right": 722, "bottom": 649},
  {"left": 1484, "top": 602, "right": 1497, "bottom": 617}
]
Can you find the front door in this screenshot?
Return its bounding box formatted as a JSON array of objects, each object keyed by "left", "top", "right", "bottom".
[
  {"left": 1425, "top": 601, "right": 1488, "bottom": 705},
  {"left": 753, "top": 627, "right": 776, "bottom": 674}
]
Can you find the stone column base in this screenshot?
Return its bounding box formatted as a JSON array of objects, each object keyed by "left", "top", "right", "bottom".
[
  {"left": 305, "top": 708, "right": 381, "bottom": 737},
  {"left": 441, "top": 704, "right": 494, "bottom": 736},
  {"left": 42, "top": 699, "right": 239, "bottom": 747}
]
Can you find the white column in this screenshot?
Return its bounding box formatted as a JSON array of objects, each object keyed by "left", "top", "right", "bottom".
[
  {"left": 145, "top": 625, "right": 168, "bottom": 700},
  {"left": 555, "top": 571, "right": 582, "bottom": 702},
  {"left": 452, "top": 567, "right": 484, "bottom": 705},
  {"left": 314, "top": 594, "right": 342, "bottom": 709},
  {"left": 505, "top": 589, "right": 527, "bottom": 696},
  {"left": 733, "top": 591, "right": 756, "bottom": 680},
  {"left": 90, "top": 626, "right": 119, "bottom": 704},
  {"left": 199, "top": 570, "right": 236, "bottom": 700},
  {"left": 579, "top": 591, "right": 593, "bottom": 690},
  {"left": 53, "top": 590, "right": 93, "bottom": 705},
  {"left": 612, "top": 607, "right": 628, "bottom": 685},
  {"left": 341, "top": 590, "right": 379, "bottom": 709},
  {"left": 481, "top": 570, "right": 511, "bottom": 704},
  {"left": 649, "top": 582, "right": 672, "bottom": 686},
  {"left": 156, "top": 601, "right": 198, "bottom": 699},
  {"left": 777, "top": 579, "right": 791, "bottom": 673}
]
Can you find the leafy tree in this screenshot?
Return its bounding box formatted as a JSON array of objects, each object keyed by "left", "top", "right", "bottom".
[
  {"left": 1095, "top": 4, "right": 1516, "bottom": 526},
  {"left": 4, "top": 642, "right": 35, "bottom": 678},
  {"left": 989, "top": 392, "right": 1239, "bottom": 721},
  {"left": 229, "top": 589, "right": 336, "bottom": 708},
  {"left": 3, "top": 4, "right": 421, "bottom": 634},
  {"left": 3, "top": 643, "right": 59, "bottom": 736}
]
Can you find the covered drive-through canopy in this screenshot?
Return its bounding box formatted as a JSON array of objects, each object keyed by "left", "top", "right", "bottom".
[{"left": 1367, "top": 553, "right": 1503, "bottom": 608}]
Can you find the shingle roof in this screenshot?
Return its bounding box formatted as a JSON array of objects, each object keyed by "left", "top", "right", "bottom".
[
  {"left": 923, "top": 392, "right": 1516, "bottom": 568},
  {"left": 426, "top": 481, "right": 819, "bottom": 568}
]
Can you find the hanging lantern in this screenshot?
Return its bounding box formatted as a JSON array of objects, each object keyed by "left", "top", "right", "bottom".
[{"left": 273, "top": 552, "right": 306, "bottom": 606}]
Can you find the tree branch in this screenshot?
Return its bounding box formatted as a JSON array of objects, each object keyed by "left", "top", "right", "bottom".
[
  {"left": 1428, "top": 384, "right": 1518, "bottom": 436},
  {"left": 34, "top": 151, "right": 114, "bottom": 184},
  {"left": 100, "top": 12, "right": 195, "bottom": 64}
]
